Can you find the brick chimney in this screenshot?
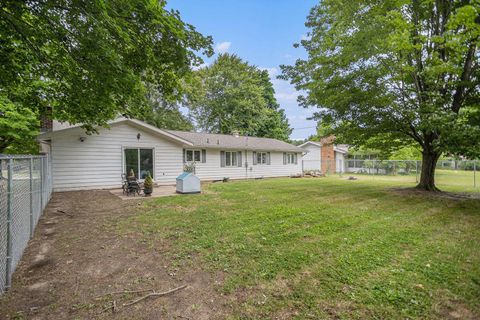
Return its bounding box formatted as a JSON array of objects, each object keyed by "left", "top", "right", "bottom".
[
  {"left": 320, "top": 135, "right": 336, "bottom": 173},
  {"left": 40, "top": 106, "right": 53, "bottom": 133}
]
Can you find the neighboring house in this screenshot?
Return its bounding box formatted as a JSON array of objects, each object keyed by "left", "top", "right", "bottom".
[
  {"left": 38, "top": 118, "right": 304, "bottom": 191},
  {"left": 299, "top": 136, "right": 348, "bottom": 173}
]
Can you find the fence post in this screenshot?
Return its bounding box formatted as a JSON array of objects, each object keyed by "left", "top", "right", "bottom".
[
  {"left": 415, "top": 161, "right": 419, "bottom": 183},
  {"left": 29, "top": 158, "right": 34, "bottom": 238},
  {"left": 40, "top": 157, "right": 44, "bottom": 210},
  {"left": 474, "top": 161, "right": 477, "bottom": 188},
  {"left": 5, "top": 159, "right": 13, "bottom": 289}
]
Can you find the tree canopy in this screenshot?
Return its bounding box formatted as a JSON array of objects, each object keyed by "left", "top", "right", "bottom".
[
  {"left": 140, "top": 85, "right": 193, "bottom": 131},
  {"left": 0, "top": 0, "right": 212, "bottom": 153},
  {"left": 281, "top": 0, "right": 480, "bottom": 190},
  {"left": 0, "top": 95, "right": 38, "bottom": 153},
  {"left": 186, "top": 54, "right": 292, "bottom": 141}
]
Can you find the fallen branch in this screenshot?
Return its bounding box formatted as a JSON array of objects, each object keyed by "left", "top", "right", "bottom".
[
  {"left": 123, "top": 285, "right": 187, "bottom": 307},
  {"left": 98, "top": 300, "right": 118, "bottom": 314},
  {"left": 95, "top": 288, "right": 153, "bottom": 298}
]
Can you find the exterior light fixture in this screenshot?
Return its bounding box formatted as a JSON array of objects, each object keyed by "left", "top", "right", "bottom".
[
  {"left": 79, "top": 137, "right": 86, "bottom": 142},
  {"left": 137, "top": 133, "right": 141, "bottom": 141}
]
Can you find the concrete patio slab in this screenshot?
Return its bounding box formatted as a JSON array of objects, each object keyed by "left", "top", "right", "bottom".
[{"left": 109, "top": 185, "right": 178, "bottom": 200}]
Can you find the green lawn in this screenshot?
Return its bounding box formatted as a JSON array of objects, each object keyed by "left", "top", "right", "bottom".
[
  {"left": 119, "top": 177, "right": 480, "bottom": 319},
  {"left": 344, "top": 169, "right": 479, "bottom": 193}
]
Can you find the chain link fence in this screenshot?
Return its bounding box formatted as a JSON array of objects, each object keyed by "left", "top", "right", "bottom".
[
  {"left": 0, "top": 154, "right": 52, "bottom": 293},
  {"left": 302, "top": 159, "right": 478, "bottom": 192}
]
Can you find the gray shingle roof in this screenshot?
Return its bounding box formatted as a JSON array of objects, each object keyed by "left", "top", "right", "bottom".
[{"left": 166, "top": 130, "right": 304, "bottom": 153}]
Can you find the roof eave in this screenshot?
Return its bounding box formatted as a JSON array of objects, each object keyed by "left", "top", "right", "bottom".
[
  {"left": 298, "top": 141, "right": 322, "bottom": 148},
  {"left": 36, "top": 118, "right": 194, "bottom": 146}
]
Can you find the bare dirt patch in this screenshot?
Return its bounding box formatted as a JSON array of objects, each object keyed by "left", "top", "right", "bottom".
[{"left": 0, "top": 190, "right": 230, "bottom": 319}]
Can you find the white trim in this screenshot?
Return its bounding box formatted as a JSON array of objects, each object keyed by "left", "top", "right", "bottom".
[
  {"left": 224, "top": 150, "right": 238, "bottom": 167},
  {"left": 122, "top": 146, "right": 155, "bottom": 180},
  {"left": 298, "top": 141, "right": 322, "bottom": 148},
  {"left": 256, "top": 151, "right": 269, "bottom": 165},
  {"left": 285, "top": 152, "right": 296, "bottom": 164},
  {"left": 334, "top": 147, "right": 349, "bottom": 154},
  {"left": 185, "top": 148, "right": 202, "bottom": 163},
  {"left": 38, "top": 118, "right": 194, "bottom": 146}
]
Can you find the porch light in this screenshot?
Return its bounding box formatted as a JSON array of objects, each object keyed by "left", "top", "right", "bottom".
[{"left": 137, "top": 133, "right": 141, "bottom": 141}]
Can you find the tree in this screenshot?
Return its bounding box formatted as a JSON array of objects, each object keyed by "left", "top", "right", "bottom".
[
  {"left": 0, "top": 0, "right": 213, "bottom": 152},
  {"left": 0, "top": 95, "right": 38, "bottom": 153},
  {"left": 140, "top": 86, "right": 193, "bottom": 131},
  {"left": 143, "top": 104, "right": 193, "bottom": 132},
  {"left": 186, "top": 54, "right": 292, "bottom": 140},
  {"left": 281, "top": 0, "right": 480, "bottom": 191},
  {"left": 305, "top": 121, "right": 334, "bottom": 141},
  {"left": 390, "top": 146, "right": 422, "bottom": 161}
]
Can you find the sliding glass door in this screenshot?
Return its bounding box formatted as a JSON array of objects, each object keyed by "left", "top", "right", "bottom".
[{"left": 124, "top": 148, "right": 154, "bottom": 179}]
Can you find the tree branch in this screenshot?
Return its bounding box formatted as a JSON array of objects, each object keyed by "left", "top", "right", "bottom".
[{"left": 452, "top": 41, "right": 477, "bottom": 113}]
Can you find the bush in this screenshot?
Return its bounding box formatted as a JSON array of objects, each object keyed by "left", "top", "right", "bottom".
[{"left": 144, "top": 174, "right": 153, "bottom": 189}]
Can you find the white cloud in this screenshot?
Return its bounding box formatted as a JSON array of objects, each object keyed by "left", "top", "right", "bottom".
[
  {"left": 275, "top": 91, "right": 298, "bottom": 102},
  {"left": 214, "top": 41, "right": 232, "bottom": 54}
]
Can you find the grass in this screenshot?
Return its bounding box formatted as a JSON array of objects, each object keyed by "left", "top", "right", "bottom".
[
  {"left": 345, "top": 169, "right": 479, "bottom": 193},
  {"left": 118, "top": 176, "right": 480, "bottom": 319}
]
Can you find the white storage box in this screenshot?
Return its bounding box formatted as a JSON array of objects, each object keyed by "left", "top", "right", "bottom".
[{"left": 176, "top": 172, "right": 201, "bottom": 194}]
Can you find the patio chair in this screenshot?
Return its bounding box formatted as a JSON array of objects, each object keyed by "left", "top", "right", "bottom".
[{"left": 122, "top": 174, "right": 141, "bottom": 196}]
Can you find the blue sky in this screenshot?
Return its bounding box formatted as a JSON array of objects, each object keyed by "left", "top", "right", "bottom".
[{"left": 167, "top": 0, "right": 319, "bottom": 140}]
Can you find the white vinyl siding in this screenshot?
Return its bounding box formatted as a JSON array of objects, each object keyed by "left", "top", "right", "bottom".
[
  {"left": 301, "top": 143, "right": 321, "bottom": 171},
  {"left": 50, "top": 122, "right": 183, "bottom": 191},
  {"left": 48, "top": 121, "right": 303, "bottom": 190},
  {"left": 192, "top": 150, "right": 302, "bottom": 180},
  {"left": 335, "top": 151, "right": 346, "bottom": 173}
]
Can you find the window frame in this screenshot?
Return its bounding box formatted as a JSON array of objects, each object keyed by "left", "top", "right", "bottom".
[
  {"left": 123, "top": 147, "right": 155, "bottom": 180},
  {"left": 225, "top": 151, "right": 238, "bottom": 167},
  {"left": 185, "top": 149, "right": 202, "bottom": 163},
  {"left": 256, "top": 151, "right": 268, "bottom": 165},
  {"left": 287, "top": 153, "right": 295, "bottom": 164}
]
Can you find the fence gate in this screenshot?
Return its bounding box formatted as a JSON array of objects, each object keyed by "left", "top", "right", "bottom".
[{"left": 0, "top": 155, "right": 52, "bottom": 293}]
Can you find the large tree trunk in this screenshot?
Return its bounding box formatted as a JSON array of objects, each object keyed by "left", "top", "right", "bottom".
[{"left": 416, "top": 148, "right": 441, "bottom": 191}]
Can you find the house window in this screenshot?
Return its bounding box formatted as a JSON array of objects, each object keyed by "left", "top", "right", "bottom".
[
  {"left": 124, "top": 148, "right": 154, "bottom": 179},
  {"left": 185, "top": 149, "right": 201, "bottom": 162},
  {"left": 257, "top": 152, "right": 268, "bottom": 165},
  {"left": 287, "top": 153, "right": 295, "bottom": 164},
  {"left": 225, "top": 151, "right": 237, "bottom": 166}
]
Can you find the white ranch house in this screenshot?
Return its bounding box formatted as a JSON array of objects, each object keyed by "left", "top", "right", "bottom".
[{"left": 38, "top": 118, "right": 304, "bottom": 191}]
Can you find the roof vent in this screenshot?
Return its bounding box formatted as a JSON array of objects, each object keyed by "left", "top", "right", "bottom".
[{"left": 232, "top": 130, "right": 239, "bottom": 138}]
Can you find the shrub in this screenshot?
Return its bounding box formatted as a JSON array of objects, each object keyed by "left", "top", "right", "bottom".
[{"left": 144, "top": 174, "right": 153, "bottom": 189}]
